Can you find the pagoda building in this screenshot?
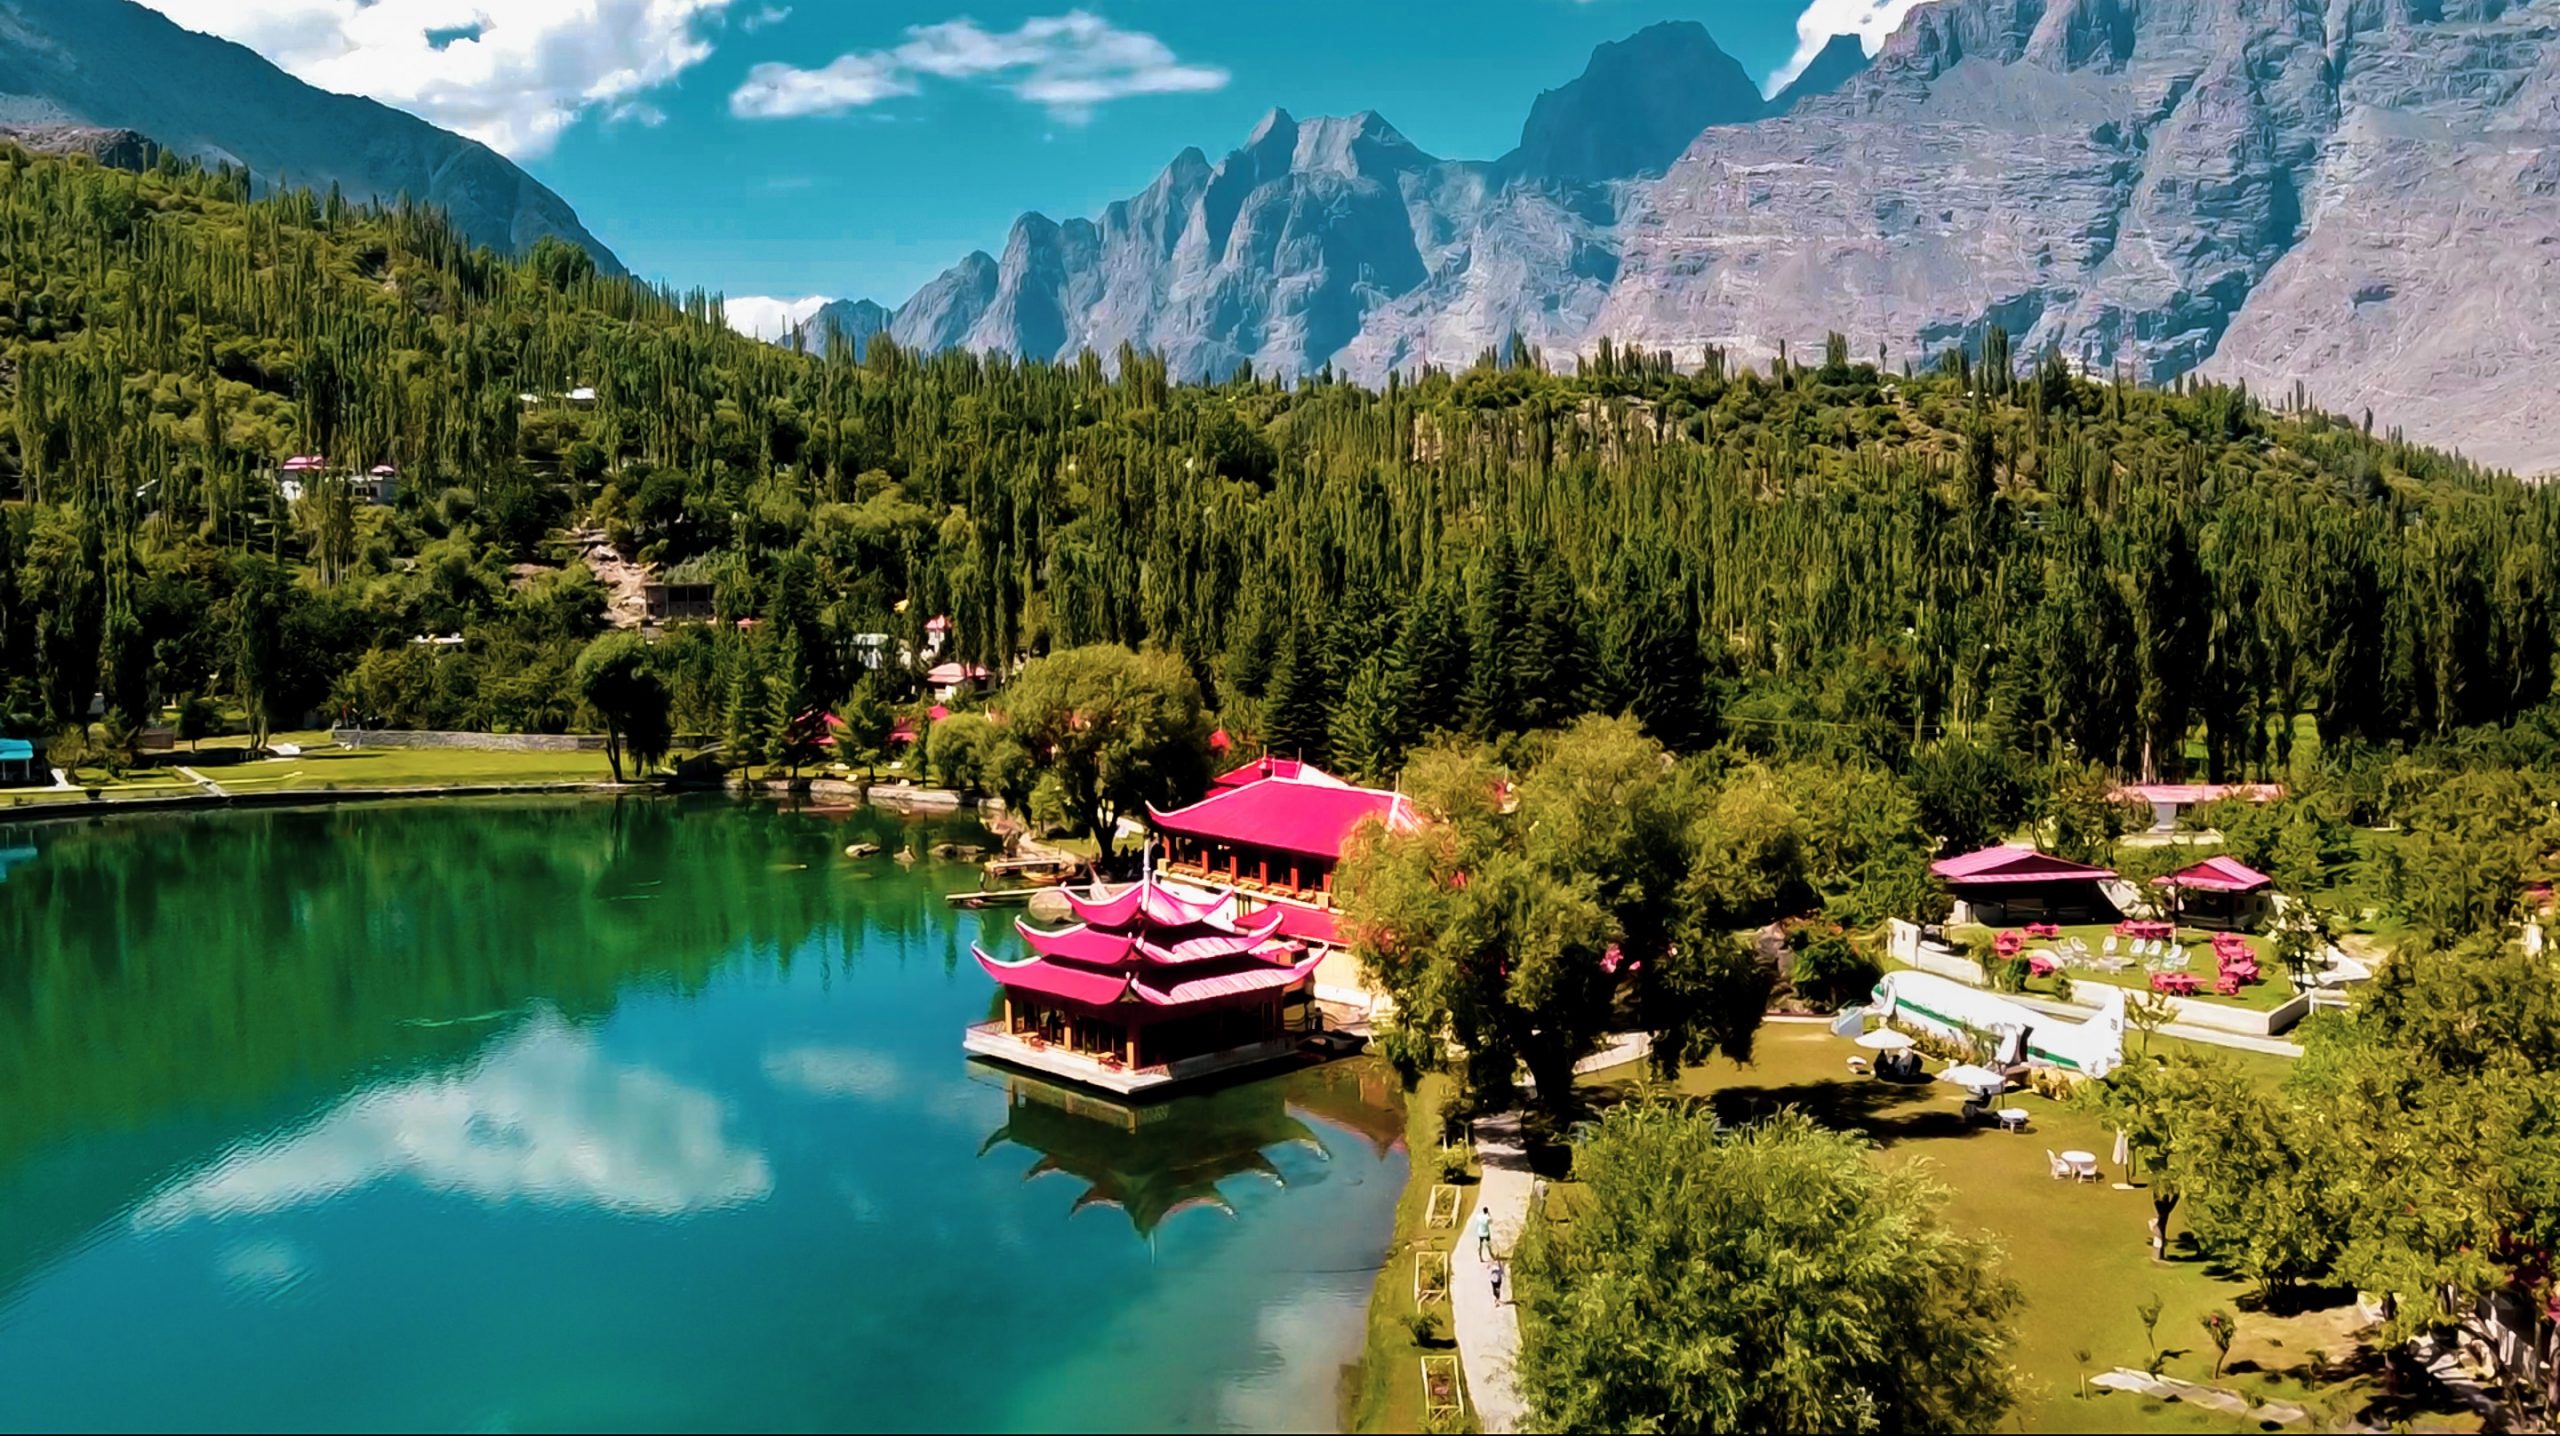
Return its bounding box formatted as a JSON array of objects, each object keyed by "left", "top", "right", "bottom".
[
  {"left": 1148, "top": 768, "right": 1419, "bottom": 906},
  {"left": 967, "top": 867, "right": 1322, "bottom": 1094}
]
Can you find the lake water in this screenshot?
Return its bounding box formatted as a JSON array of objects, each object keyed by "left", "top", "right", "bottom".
[{"left": 0, "top": 797, "right": 1407, "bottom": 1432}]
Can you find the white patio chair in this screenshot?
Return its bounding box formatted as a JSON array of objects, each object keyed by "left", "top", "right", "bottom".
[
  {"left": 2100, "top": 935, "right": 2118, "bottom": 958},
  {"left": 2046, "top": 1150, "right": 2072, "bottom": 1180},
  {"left": 2074, "top": 1156, "right": 2101, "bottom": 1183}
]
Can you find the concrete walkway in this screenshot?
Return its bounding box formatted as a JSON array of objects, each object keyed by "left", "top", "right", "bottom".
[
  {"left": 175, "top": 765, "right": 228, "bottom": 797},
  {"left": 1452, "top": 1112, "right": 1532, "bottom": 1433}
]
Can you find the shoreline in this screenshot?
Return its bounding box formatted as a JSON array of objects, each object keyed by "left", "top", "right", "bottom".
[
  {"left": 0, "top": 780, "right": 640, "bottom": 827},
  {"left": 0, "top": 771, "right": 1021, "bottom": 832}
]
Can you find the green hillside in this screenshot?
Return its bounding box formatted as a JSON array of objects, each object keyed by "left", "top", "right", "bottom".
[{"left": 0, "top": 140, "right": 2552, "bottom": 783}]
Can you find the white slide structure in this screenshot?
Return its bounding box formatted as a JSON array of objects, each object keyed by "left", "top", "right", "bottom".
[{"left": 1869, "top": 970, "right": 2126, "bottom": 1078}]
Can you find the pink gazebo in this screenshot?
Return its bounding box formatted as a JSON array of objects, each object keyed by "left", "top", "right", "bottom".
[
  {"left": 2152, "top": 855, "right": 2275, "bottom": 930},
  {"left": 1930, "top": 845, "right": 2121, "bottom": 925}
]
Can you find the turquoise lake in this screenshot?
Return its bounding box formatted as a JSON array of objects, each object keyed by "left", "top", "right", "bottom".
[{"left": 0, "top": 797, "right": 1408, "bottom": 1431}]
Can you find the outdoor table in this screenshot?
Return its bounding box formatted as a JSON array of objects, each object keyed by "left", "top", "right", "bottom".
[
  {"left": 2024, "top": 922, "right": 2060, "bottom": 939},
  {"left": 1996, "top": 1108, "right": 2030, "bottom": 1132},
  {"left": 2061, "top": 1149, "right": 2099, "bottom": 1180},
  {"left": 2150, "top": 972, "right": 2198, "bottom": 995}
]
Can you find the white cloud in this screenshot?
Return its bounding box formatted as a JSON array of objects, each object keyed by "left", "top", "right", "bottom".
[
  {"left": 133, "top": 1014, "right": 772, "bottom": 1227},
  {"left": 731, "top": 53, "right": 917, "bottom": 119},
  {"left": 132, "top": 0, "right": 735, "bottom": 158},
  {"left": 724, "top": 295, "right": 835, "bottom": 341},
  {"left": 730, "top": 10, "right": 1227, "bottom": 122},
  {"left": 741, "top": 4, "right": 791, "bottom": 32},
  {"left": 1769, "top": 0, "right": 1937, "bottom": 94}
]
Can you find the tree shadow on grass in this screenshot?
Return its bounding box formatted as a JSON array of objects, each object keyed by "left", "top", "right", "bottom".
[{"left": 1581, "top": 1075, "right": 1998, "bottom": 1151}]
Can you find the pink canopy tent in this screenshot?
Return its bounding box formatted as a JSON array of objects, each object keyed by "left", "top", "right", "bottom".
[
  {"left": 1930, "top": 845, "right": 2120, "bottom": 924},
  {"left": 1930, "top": 845, "right": 2118, "bottom": 886},
  {"left": 2152, "top": 856, "right": 2273, "bottom": 893}
]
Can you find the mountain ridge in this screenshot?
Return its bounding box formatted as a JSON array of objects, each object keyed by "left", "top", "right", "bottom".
[
  {"left": 0, "top": 0, "right": 620, "bottom": 270},
  {"left": 795, "top": 4, "right": 2560, "bottom": 471}
]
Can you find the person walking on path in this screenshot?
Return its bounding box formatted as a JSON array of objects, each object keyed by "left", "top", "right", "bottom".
[
  {"left": 1473, "top": 1203, "right": 1494, "bottom": 1261},
  {"left": 1489, "top": 1260, "right": 1505, "bottom": 1306}
]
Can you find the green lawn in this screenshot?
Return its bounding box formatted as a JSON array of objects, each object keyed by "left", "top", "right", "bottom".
[
  {"left": 18, "top": 731, "right": 622, "bottom": 802},
  {"left": 1960, "top": 923, "right": 2303, "bottom": 1014},
  {"left": 240, "top": 743, "right": 615, "bottom": 791},
  {"left": 1346, "top": 1071, "right": 1474, "bottom": 1434},
  {"left": 1577, "top": 1028, "right": 2470, "bottom": 1434}
]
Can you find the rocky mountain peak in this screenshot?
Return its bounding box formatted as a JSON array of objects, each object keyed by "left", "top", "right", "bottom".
[
  {"left": 857, "top": 3, "right": 2560, "bottom": 472},
  {"left": 1507, "top": 19, "right": 1767, "bottom": 182},
  {"left": 1771, "top": 35, "right": 1873, "bottom": 111}
]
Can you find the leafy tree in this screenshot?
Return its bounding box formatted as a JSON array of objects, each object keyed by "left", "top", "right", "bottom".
[
  {"left": 2287, "top": 944, "right": 2560, "bottom": 1423},
  {"left": 224, "top": 555, "right": 293, "bottom": 753},
  {"left": 174, "top": 692, "right": 219, "bottom": 752},
  {"left": 1785, "top": 922, "right": 1879, "bottom": 1011},
  {"left": 831, "top": 675, "right": 896, "bottom": 779},
  {"left": 2043, "top": 757, "right": 2140, "bottom": 864},
  {"left": 571, "top": 632, "right": 671, "bottom": 783},
  {"left": 1906, "top": 736, "right": 2042, "bottom": 854},
  {"left": 998, "top": 645, "right": 1209, "bottom": 860},
  {"left": 1343, "top": 720, "right": 1767, "bottom": 1106},
  {"left": 1514, "top": 1106, "right": 2021, "bottom": 1433}
]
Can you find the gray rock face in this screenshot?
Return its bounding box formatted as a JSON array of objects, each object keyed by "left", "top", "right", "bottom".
[
  {"left": 851, "top": 2, "right": 2560, "bottom": 471},
  {"left": 0, "top": 121, "right": 151, "bottom": 168},
  {"left": 0, "top": 0, "right": 619, "bottom": 270},
  {"left": 798, "top": 298, "right": 892, "bottom": 359},
  {"left": 1505, "top": 20, "right": 1769, "bottom": 182},
  {"left": 1772, "top": 36, "right": 1875, "bottom": 111}
]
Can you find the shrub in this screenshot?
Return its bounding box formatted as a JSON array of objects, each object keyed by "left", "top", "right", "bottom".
[
  {"left": 1404, "top": 1307, "right": 1444, "bottom": 1347},
  {"left": 1435, "top": 1144, "right": 1472, "bottom": 1184},
  {"left": 1787, "top": 922, "right": 1881, "bottom": 1010}
]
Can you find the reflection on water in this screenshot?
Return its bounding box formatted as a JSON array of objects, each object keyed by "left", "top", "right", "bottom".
[
  {"left": 0, "top": 797, "right": 1406, "bottom": 1432},
  {"left": 136, "top": 1012, "right": 774, "bottom": 1229},
  {"left": 981, "top": 1071, "right": 1320, "bottom": 1235}
]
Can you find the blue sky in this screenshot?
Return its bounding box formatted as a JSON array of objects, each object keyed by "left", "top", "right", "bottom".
[{"left": 137, "top": 1, "right": 1925, "bottom": 316}]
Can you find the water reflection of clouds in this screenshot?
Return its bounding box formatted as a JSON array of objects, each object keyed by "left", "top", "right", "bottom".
[
  {"left": 216, "top": 1238, "right": 313, "bottom": 1299},
  {"left": 762, "top": 1044, "right": 904, "bottom": 1101},
  {"left": 134, "top": 1014, "right": 771, "bottom": 1228}
]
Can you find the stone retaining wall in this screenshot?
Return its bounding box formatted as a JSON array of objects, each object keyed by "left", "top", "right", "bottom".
[{"left": 331, "top": 729, "right": 607, "bottom": 753}]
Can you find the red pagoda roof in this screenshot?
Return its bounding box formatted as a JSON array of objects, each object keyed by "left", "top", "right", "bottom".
[
  {"left": 1136, "top": 952, "right": 1322, "bottom": 1005},
  {"left": 1012, "top": 907, "right": 1285, "bottom": 966},
  {"left": 975, "top": 867, "right": 1313, "bottom": 1013},
  {"left": 973, "top": 950, "right": 1133, "bottom": 1005},
  {"left": 1150, "top": 777, "right": 1419, "bottom": 861},
  {"left": 1262, "top": 900, "right": 1339, "bottom": 948},
  {"left": 2153, "top": 856, "right": 2273, "bottom": 893},
  {"left": 1063, "top": 874, "right": 1234, "bottom": 929},
  {"left": 1930, "top": 845, "right": 2118, "bottom": 887},
  {"left": 1211, "top": 756, "right": 1350, "bottom": 791}
]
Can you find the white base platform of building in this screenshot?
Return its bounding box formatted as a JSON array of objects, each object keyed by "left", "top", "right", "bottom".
[{"left": 963, "top": 1023, "right": 1301, "bottom": 1095}]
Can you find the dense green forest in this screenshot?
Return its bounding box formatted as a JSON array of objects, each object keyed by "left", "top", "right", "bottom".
[{"left": 1, "top": 140, "right": 2554, "bottom": 792}]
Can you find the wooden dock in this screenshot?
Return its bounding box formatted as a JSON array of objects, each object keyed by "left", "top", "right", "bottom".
[{"left": 944, "top": 887, "right": 1043, "bottom": 909}]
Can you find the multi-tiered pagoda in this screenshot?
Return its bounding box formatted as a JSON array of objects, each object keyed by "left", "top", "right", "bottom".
[{"left": 966, "top": 868, "right": 1321, "bottom": 1094}]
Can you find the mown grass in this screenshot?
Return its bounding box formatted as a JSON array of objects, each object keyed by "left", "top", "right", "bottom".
[
  {"left": 1574, "top": 1027, "right": 2473, "bottom": 1434},
  {"left": 1345, "top": 1071, "right": 1475, "bottom": 1434},
  {"left": 1954, "top": 922, "right": 2303, "bottom": 1013}
]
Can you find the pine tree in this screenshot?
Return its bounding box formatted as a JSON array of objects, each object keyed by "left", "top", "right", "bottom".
[
  {"left": 1261, "top": 622, "right": 1333, "bottom": 765},
  {"left": 724, "top": 636, "right": 770, "bottom": 771}
]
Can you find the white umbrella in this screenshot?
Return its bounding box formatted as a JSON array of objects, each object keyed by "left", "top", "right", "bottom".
[
  {"left": 1854, "top": 1028, "right": 1915, "bottom": 1051},
  {"left": 1938, "top": 1063, "right": 2007, "bottom": 1093}
]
